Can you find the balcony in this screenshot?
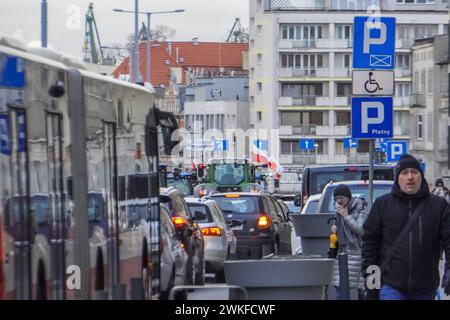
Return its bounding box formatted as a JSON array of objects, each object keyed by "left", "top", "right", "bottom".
[
  {"left": 316, "top": 125, "right": 350, "bottom": 136},
  {"left": 279, "top": 126, "right": 293, "bottom": 136},
  {"left": 334, "top": 39, "right": 353, "bottom": 49},
  {"left": 278, "top": 96, "right": 293, "bottom": 106},
  {"left": 395, "top": 38, "right": 414, "bottom": 50},
  {"left": 395, "top": 68, "right": 412, "bottom": 78},
  {"left": 279, "top": 125, "right": 317, "bottom": 136},
  {"left": 279, "top": 68, "right": 330, "bottom": 78},
  {"left": 411, "top": 94, "right": 426, "bottom": 108},
  {"left": 333, "top": 68, "right": 352, "bottom": 77},
  {"left": 394, "top": 96, "right": 411, "bottom": 107},
  {"left": 278, "top": 96, "right": 316, "bottom": 106},
  {"left": 347, "top": 153, "right": 370, "bottom": 164},
  {"left": 316, "top": 96, "right": 350, "bottom": 107},
  {"left": 293, "top": 154, "right": 317, "bottom": 165},
  {"left": 334, "top": 96, "right": 351, "bottom": 106}
]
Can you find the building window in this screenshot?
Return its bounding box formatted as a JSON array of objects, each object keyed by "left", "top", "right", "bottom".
[
  {"left": 281, "top": 83, "right": 323, "bottom": 98},
  {"left": 281, "top": 141, "right": 291, "bottom": 155},
  {"left": 250, "top": 96, "right": 255, "bottom": 104},
  {"left": 416, "top": 114, "right": 423, "bottom": 140},
  {"left": 257, "top": 111, "right": 262, "bottom": 122},
  {"left": 257, "top": 25, "right": 262, "bottom": 35},
  {"left": 250, "top": 39, "right": 255, "bottom": 49},
  {"left": 395, "top": 83, "right": 411, "bottom": 97},
  {"left": 256, "top": 0, "right": 262, "bottom": 11},
  {"left": 257, "top": 82, "right": 262, "bottom": 92},
  {"left": 396, "top": 53, "right": 410, "bottom": 69},
  {"left": 250, "top": 17, "right": 255, "bottom": 27},
  {"left": 250, "top": 68, "right": 255, "bottom": 78},
  {"left": 257, "top": 53, "right": 262, "bottom": 65},
  {"left": 427, "top": 69, "right": 433, "bottom": 94},
  {"left": 357, "top": 140, "right": 370, "bottom": 153},
  {"left": 336, "top": 25, "right": 352, "bottom": 39},
  {"left": 336, "top": 140, "right": 344, "bottom": 154},
  {"left": 337, "top": 83, "right": 352, "bottom": 97},
  {"left": 280, "top": 24, "right": 323, "bottom": 41},
  {"left": 280, "top": 53, "right": 325, "bottom": 69},
  {"left": 336, "top": 111, "right": 350, "bottom": 126},
  {"left": 280, "top": 112, "right": 302, "bottom": 126}
]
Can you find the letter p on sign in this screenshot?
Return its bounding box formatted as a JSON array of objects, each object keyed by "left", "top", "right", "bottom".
[{"left": 361, "top": 102, "right": 384, "bottom": 134}]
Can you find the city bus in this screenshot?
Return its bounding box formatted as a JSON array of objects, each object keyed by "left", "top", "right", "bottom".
[{"left": 0, "top": 36, "right": 177, "bottom": 300}]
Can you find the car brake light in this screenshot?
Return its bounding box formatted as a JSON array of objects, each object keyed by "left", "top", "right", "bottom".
[
  {"left": 257, "top": 214, "right": 271, "bottom": 230},
  {"left": 171, "top": 216, "right": 188, "bottom": 229},
  {"left": 347, "top": 166, "right": 358, "bottom": 172},
  {"left": 198, "top": 189, "right": 206, "bottom": 197},
  {"left": 201, "top": 227, "right": 222, "bottom": 236}
]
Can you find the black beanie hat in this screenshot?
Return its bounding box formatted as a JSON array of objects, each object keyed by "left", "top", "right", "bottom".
[
  {"left": 436, "top": 179, "right": 444, "bottom": 187},
  {"left": 395, "top": 154, "right": 423, "bottom": 180},
  {"left": 333, "top": 184, "right": 352, "bottom": 200}
]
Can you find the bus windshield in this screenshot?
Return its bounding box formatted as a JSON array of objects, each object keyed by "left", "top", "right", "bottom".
[
  {"left": 213, "top": 164, "right": 245, "bottom": 185},
  {"left": 167, "top": 178, "right": 192, "bottom": 196}
]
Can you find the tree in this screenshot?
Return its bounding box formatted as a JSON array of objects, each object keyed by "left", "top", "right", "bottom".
[{"left": 125, "top": 24, "right": 176, "bottom": 49}]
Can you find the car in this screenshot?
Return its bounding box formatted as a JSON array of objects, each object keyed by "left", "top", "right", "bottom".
[
  {"left": 211, "top": 192, "right": 292, "bottom": 259},
  {"left": 160, "top": 187, "right": 205, "bottom": 286},
  {"left": 317, "top": 180, "right": 395, "bottom": 214},
  {"left": 159, "top": 204, "right": 188, "bottom": 299},
  {"left": 272, "top": 194, "right": 301, "bottom": 214},
  {"left": 185, "top": 198, "right": 237, "bottom": 282},
  {"left": 300, "top": 194, "right": 322, "bottom": 214},
  {"left": 276, "top": 199, "right": 301, "bottom": 255}
]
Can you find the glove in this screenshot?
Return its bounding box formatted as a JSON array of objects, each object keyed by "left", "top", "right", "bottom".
[{"left": 442, "top": 269, "right": 450, "bottom": 295}]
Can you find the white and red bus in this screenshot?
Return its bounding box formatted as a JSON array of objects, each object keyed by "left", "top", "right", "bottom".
[{"left": 0, "top": 36, "right": 178, "bottom": 299}]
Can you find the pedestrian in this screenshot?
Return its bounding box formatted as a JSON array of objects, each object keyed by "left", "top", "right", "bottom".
[
  {"left": 331, "top": 184, "right": 367, "bottom": 300},
  {"left": 431, "top": 178, "right": 450, "bottom": 204},
  {"left": 362, "top": 154, "right": 450, "bottom": 300}
]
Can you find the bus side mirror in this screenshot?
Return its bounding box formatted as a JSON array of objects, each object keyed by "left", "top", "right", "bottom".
[
  {"left": 145, "top": 126, "right": 158, "bottom": 157},
  {"left": 294, "top": 194, "right": 302, "bottom": 207}
]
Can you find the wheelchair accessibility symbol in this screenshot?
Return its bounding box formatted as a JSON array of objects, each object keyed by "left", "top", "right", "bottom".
[
  {"left": 364, "top": 72, "right": 383, "bottom": 93},
  {"left": 352, "top": 70, "right": 394, "bottom": 96}
]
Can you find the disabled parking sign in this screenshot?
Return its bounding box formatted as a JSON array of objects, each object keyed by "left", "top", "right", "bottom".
[
  {"left": 353, "top": 16, "right": 396, "bottom": 70},
  {"left": 351, "top": 97, "right": 393, "bottom": 139}
]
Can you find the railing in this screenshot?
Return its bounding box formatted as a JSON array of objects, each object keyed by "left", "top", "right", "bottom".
[
  {"left": 279, "top": 68, "right": 329, "bottom": 78},
  {"left": 334, "top": 68, "right": 352, "bottom": 77},
  {"left": 292, "top": 124, "right": 317, "bottom": 135},
  {"left": 395, "top": 68, "right": 412, "bottom": 78}
]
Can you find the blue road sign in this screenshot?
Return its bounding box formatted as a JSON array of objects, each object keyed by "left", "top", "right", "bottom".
[
  {"left": 420, "top": 161, "right": 426, "bottom": 173},
  {"left": 343, "top": 138, "right": 358, "bottom": 149},
  {"left": 0, "top": 55, "right": 25, "bottom": 89},
  {"left": 352, "top": 97, "right": 393, "bottom": 139},
  {"left": 254, "top": 139, "right": 268, "bottom": 151},
  {"left": 214, "top": 139, "right": 228, "bottom": 151},
  {"left": 386, "top": 141, "right": 408, "bottom": 162},
  {"left": 353, "top": 16, "right": 396, "bottom": 70},
  {"left": 299, "top": 138, "right": 315, "bottom": 151}
]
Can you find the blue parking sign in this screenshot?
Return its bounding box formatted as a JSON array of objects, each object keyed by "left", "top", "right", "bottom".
[
  {"left": 254, "top": 139, "right": 268, "bottom": 151},
  {"left": 386, "top": 141, "right": 408, "bottom": 162},
  {"left": 353, "top": 16, "right": 396, "bottom": 70},
  {"left": 352, "top": 97, "right": 393, "bottom": 139},
  {"left": 299, "top": 139, "right": 315, "bottom": 151},
  {"left": 214, "top": 139, "right": 228, "bottom": 151}
]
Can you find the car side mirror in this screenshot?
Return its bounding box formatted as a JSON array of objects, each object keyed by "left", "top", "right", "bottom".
[
  {"left": 194, "top": 211, "right": 207, "bottom": 221},
  {"left": 294, "top": 194, "right": 302, "bottom": 207}
]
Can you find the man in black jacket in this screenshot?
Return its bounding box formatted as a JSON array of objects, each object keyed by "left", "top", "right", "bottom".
[{"left": 361, "top": 154, "right": 450, "bottom": 300}]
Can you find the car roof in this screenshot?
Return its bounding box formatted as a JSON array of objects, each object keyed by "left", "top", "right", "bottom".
[
  {"left": 304, "top": 164, "right": 394, "bottom": 169},
  {"left": 185, "top": 198, "right": 216, "bottom": 206},
  {"left": 326, "top": 180, "right": 394, "bottom": 186},
  {"left": 210, "top": 192, "right": 265, "bottom": 197},
  {"left": 306, "top": 194, "right": 322, "bottom": 201}
]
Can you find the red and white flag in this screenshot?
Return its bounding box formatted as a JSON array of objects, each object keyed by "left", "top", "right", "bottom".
[{"left": 252, "top": 144, "right": 284, "bottom": 176}]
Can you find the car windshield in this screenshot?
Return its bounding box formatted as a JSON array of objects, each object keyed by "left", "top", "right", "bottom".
[
  {"left": 302, "top": 200, "right": 319, "bottom": 214},
  {"left": 187, "top": 204, "right": 212, "bottom": 223},
  {"left": 213, "top": 196, "right": 258, "bottom": 214},
  {"left": 167, "top": 178, "right": 192, "bottom": 196},
  {"left": 321, "top": 184, "right": 392, "bottom": 213},
  {"left": 213, "top": 164, "right": 245, "bottom": 185}
]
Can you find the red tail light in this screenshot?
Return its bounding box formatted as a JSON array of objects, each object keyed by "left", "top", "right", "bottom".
[
  {"left": 201, "top": 227, "right": 222, "bottom": 237},
  {"left": 171, "top": 216, "right": 188, "bottom": 229},
  {"left": 257, "top": 214, "right": 271, "bottom": 231}
]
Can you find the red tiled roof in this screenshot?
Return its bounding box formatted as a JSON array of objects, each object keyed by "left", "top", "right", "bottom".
[{"left": 112, "top": 41, "right": 248, "bottom": 87}]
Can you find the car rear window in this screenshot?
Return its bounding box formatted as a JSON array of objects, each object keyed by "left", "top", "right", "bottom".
[
  {"left": 212, "top": 196, "right": 259, "bottom": 214},
  {"left": 303, "top": 200, "right": 319, "bottom": 214},
  {"left": 187, "top": 204, "right": 213, "bottom": 223},
  {"left": 320, "top": 184, "right": 393, "bottom": 213}
]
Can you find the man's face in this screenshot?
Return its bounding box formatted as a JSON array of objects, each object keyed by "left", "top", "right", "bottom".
[
  {"left": 398, "top": 168, "right": 422, "bottom": 195},
  {"left": 335, "top": 195, "right": 350, "bottom": 207}
]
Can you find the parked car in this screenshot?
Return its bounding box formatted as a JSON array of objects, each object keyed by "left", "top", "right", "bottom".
[
  {"left": 211, "top": 192, "right": 292, "bottom": 259},
  {"left": 277, "top": 199, "right": 301, "bottom": 255},
  {"left": 159, "top": 204, "right": 188, "bottom": 299},
  {"left": 317, "top": 180, "right": 394, "bottom": 214},
  {"left": 185, "top": 198, "right": 237, "bottom": 282},
  {"left": 301, "top": 194, "right": 322, "bottom": 214},
  {"left": 272, "top": 194, "right": 301, "bottom": 213},
  {"left": 160, "top": 187, "right": 205, "bottom": 285}
]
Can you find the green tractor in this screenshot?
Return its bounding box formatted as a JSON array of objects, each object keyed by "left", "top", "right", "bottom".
[{"left": 193, "top": 158, "right": 267, "bottom": 197}]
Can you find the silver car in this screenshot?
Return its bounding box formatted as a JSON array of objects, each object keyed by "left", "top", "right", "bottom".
[
  {"left": 186, "top": 198, "right": 237, "bottom": 282},
  {"left": 159, "top": 205, "right": 188, "bottom": 299}
]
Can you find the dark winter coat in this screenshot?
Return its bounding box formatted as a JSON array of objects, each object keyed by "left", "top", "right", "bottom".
[{"left": 361, "top": 179, "right": 450, "bottom": 295}]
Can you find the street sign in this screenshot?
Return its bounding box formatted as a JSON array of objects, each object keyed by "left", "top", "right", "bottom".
[
  {"left": 351, "top": 97, "right": 393, "bottom": 139},
  {"left": 376, "top": 138, "right": 389, "bottom": 153},
  {"left": 213, "top": 139, "right": 228, "bottom": 151},
  {"left": 0, "top": 55, "right": 25, "bottom": 89},
  {"left": 299, "top": 138, "right": 315, "bottom": 151},
  {"left": 254, "top": 139, "right": 268, "bottom": 151},
  {"left": 352, "top": 70, "right": 394, "bottom": 96},
  {"left": 386, "top": 141, "right": 408, "bottom": 162},
  {"left": 343, "top": 138, "right": 358, "bottom": 149},
  {"left": 353, "top": 16, "right": 396, "bottom": 70}
]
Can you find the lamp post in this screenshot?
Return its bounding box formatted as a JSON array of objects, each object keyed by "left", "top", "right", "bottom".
[
  {"left": 41, "top": 0, "right": 47, "bottom": 48},
  {"left": 113, "top": 7, "right": 185, "bottom": 84}
]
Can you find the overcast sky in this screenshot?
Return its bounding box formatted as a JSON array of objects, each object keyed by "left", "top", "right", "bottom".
[{"left": 0, "top": 0, "right": 249, "bottom": 58}]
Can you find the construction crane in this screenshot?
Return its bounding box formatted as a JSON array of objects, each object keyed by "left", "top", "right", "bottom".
[
  {"left": 226, "top": 18, "right": 248, "bottom": 43},
  {"left": 83, "top": 3, "right": 105, "bottom": 64}
]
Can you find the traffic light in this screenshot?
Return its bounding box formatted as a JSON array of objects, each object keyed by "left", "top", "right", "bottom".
[{"left": 197, "top": 164, "right": 205, "bottom": 179}]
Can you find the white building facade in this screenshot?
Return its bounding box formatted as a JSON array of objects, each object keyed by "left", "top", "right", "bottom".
[{"left": 249, "top": 0, "right": 448, "bottom": 174}]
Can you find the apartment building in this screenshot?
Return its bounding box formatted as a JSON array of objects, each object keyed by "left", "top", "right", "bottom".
[
  {"left": 410, "top": 34, "right": 449, "bottom": 184},
  {"left": 248, "top": 0, "right": 448, "bottom": 174}
]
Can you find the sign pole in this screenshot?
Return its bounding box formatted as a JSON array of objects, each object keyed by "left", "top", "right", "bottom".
[{"left": 368, "top": 139, "right": 374, "bottom": 208}]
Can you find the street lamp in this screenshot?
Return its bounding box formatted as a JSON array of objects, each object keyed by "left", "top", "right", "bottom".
[{"left": 113, "top": 7, "right": 185, "bottom": 83}]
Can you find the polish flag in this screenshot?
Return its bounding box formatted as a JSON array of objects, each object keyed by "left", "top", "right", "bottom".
[{"left": 252, "top": 144, "right": 284, "bottom": 175}]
